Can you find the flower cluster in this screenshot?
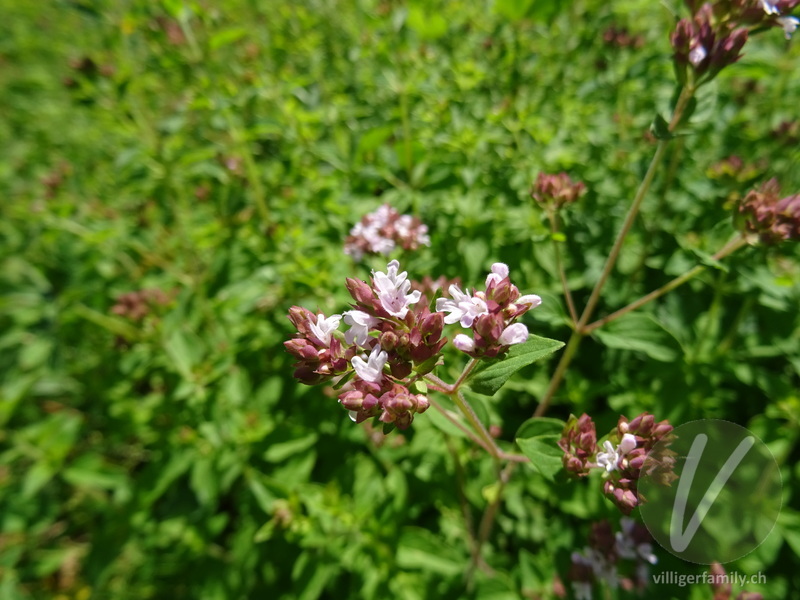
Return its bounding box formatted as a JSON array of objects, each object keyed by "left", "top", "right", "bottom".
[
  {"left": 285, "top": 260, "right": 444, "bottom": 429},
  {"left": 709, "top": 562, "right": 764, "bottom": 600},
  {"left": 602, "top": 26, "right": 644, "bottom": 49},
  {"left": 111, "top": 288, "right": 174, "bottom": 321},
  {"left": 672, "top": 1, "right": 799, "bottom": 83},
  {"left": 530, "top": 172, "right": 586, "bottom": 211},
  {"left": 707, "top": 155, "right": 763, "bottom": 184},
  {"left": 559, "top": 413, "right": 597, "bottom": 477},
  {"left": 343, "top": 204, "right": 430, "bottom": 261},
  {"left": 286, "top": 260, "right": 543, "bottom": 429},
  {"left": 569, "top": 518, "right": 657, "bottom": 600},
  {"left": 436, "top": 263, "right": 541, "bottom": 358},
  {"left": 559, "top": 412, "right": 676, "bottom": 515},
  {"left": 738, "top": 178, "right": 800, "bottom": 244}
]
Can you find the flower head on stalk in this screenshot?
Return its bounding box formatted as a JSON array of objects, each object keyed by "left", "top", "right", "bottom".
[
  {"left": 285, "top": 260, "right": 444, "bottom": 430},
  {"left": 531, "top": 172, "right": 586, "bottom": 211},
  {"left": 436, "top": 262, "right": 542, "bottom": 358},
  {"left": 344, "top": 204, "right": 430, "bottom": 261},
  {"left": 737, "top": 178, "right": 800, "bottom": 244},
  {"left": 567, "top": 518, "right": 658, "bottom": 599},
  {"left": 672, "top": 1, "right": 800, "bottom": 85},
  {"left": 558, "top": 411, "right": 677, "bottom": 515}
]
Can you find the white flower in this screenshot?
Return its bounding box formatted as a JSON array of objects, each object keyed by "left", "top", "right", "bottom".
[
  {"left": 343, "top": 310, "right": 379, "bottom": 346},
  {"left": 498, "top": 323, "right": 528, "bottom": 345},
  {"left": 435, "top": 284, "right": 489, "bottom": 327},
  {"left": 351, "top": 345, "right": 388, "bottom": 383},
  {"left": 616, "top": 518, "right": 658, "bottom": 565},
  {"left": 516, "top": 294, "right": 542, "bottom": 310},
  {"left": 453, "top": 334, "right": 476, "bottom": 353},
  {"left": 760, "top": 0, "right": 781, "bottom": 15},
  {"left": 689, "top": 44, "right": 707, "bottom": 66},
  {"left": 596, "top": 433, "right": 637, "bottom": 473},
  {"left": 372, "top": 260, "right": 421, "bottom": 318},
  {"left": 572, "top": 582, "right": 593, "bottom": 600},
  {"left": 485, "top": 262, "right": 509, "bottom": 287},
  {"left": 308, "top": 313, "right": 341, "bottom": 346},
  {"left": 778, "top": 16, "right": 799, "bottom": 39}
]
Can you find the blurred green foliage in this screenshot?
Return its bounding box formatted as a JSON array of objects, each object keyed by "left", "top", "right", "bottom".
[{"left": 1, "top": 0, "right": 799, "bottom": 598}]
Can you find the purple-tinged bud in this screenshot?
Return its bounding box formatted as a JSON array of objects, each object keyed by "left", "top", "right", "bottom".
[
  {"left": 345, "top": 277, "right": 375, "bottom": 306},
  {"left": 380, "top": 330, "right": 398, "bottom": 351},
  {"left": 394, "top": 412, "right": 413, "bottom": 430},
  {"left": 339, "top": 390, "right": 364, "bottom": 410},
  {"left": 293, "top": 365, "right": 323, "bottom": 385},
  {"left": 415, "top": 395, "right": 430, "bottom": 413},
  {"left": 710, "top": 562, "right": 731, "bottom": 600},
  {"left": 287, "top": 305, "right": 315, "bottom": 334},
  {"left": 362, "top": 393, "right": 380, "bottom": 411},
  {"left": 671, "top": 18, "right": 693, "bottom": 62},
  {"left": 390, "top": 361, "right": 413, "bottom": 380},
  {"left": 613, "top": 487, "right": 640, "bottom": 515},
  {"left": 489, "top": 279, "right": 513, "bottom": 305},
  {"left": 712, "top": 28, "right": 747, "bottom": 70},
  {"left": 531, "top": 172, "right": 587, "bottom": 209},
  {"left": 283, "top": 338, "right": 316, "bottom": 360},
  {"left": 419, "top": 311, "right": 444, "bottom": 338},
  {"left": 474, "top": 313, "right": 504, "bottom": 342},
  {"left": 453, "top": 334, "right": 476, "bottom": 353}
]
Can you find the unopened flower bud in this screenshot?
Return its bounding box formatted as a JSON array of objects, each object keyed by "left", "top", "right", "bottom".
[
  {"left": 453, "top": 334, "right": 476, "bottom": 353},
  {"left": 345, "top": 277, "right": 375, "bottom": 306},
  {"left": 380, "top": 330, "right": 398, "bottom": 351}
]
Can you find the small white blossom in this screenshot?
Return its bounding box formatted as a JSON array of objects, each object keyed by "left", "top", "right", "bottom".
[
  {"left": 498, "top": 323, "right": 529, "bottom": 345},
  {"left": 516, "top": 294, "right": 543, "bottom": 310},
  {"left": 760, "top": 0, "right": 781, "bottom": 15},
  {"left": 689, "top": 44, "right": 707, "bottom": 66},
  {"left": 572, "top": 582, "right": 593, "bottom": 600},
  {"left": 452, "top": 334, "right": 476, "bottom": 353},
  {"left": 435, "top": 284, "right": 489, "bottom": 327},
  {"left": 485, "top": 262, "right": 509, "bottom": 287},
  {"left": 596, "top": 433, "right": 637, "bottom": 473},
  {"left": 308, "top": 313, "right": 341, "bottom": 347},
  {"left": 616, "top": 518, "right": 658, "bottom": 565},
  {"left": 778, "top": 16, "right": 799, "bottom": 39},
  {"left": 351, "top": 345, "right": 388, "bottom": 383},
  {"left": 372, "top": 260, "right": 422, "bottom": 318},
  {"left": 343, "top": 310, "right": 379, "bottom": 346}
]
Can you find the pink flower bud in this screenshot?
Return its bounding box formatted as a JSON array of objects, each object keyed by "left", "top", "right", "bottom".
[
  {"left": 453, "top": 334, "right": 476, "bottom": 353},
  {"left": 498, "top": 323, "right": 529, "bottom": 346},
  {"left": 345, "top": 277, "right": 375, "bottom": 305}
]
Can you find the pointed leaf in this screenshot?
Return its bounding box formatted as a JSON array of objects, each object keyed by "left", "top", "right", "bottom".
[
  {"left": 466, "top": 335, "right": 564, "bottom": 396},
  {"left": 515, "top": 417, "right": 566, "bottom": 481}
]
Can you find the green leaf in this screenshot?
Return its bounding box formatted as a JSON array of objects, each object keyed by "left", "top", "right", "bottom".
[
  {"left": 263, "top": 433, "right": 318, "bottom": 463},
  {"left": 396, "top": 527, "right": 465, "bottom": 576},
  {"left": 650, "top": 113, "right": 673, "bottom": 140},
  {"left": 407, "top": 5, "right": 448, "bottom": 40},
  {"left": 592, "top": 313, "right": 682, "bottom": 362},
  {"left": 515, "top": 417, "right": 566, "bottom": 482},
  {"left": 466, "top": 335, "right": 565, "bottom": 396}
]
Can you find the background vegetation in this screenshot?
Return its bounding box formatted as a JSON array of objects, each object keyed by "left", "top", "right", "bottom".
[{"left": 1, "top": 0, "right": 799, "bottom": 598}]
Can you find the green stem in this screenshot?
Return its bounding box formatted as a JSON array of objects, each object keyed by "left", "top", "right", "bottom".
[
  {"left": 428, "top": 397, "right": 494, "bottom": 454},
  {"left": 549, "top": 209, "right": 579, "bottom": 326},
  {"left": 583, "top": 235, "right": 747, "bottom": 335},
  {"left": 453, "top": 390, "right": 501, "bottom": 463},
  {"left": 533, "top": 85, "right": 696, "bottom": 417},
  {"left": 469, "top": 462, "right": 516, "bottom": 583}
]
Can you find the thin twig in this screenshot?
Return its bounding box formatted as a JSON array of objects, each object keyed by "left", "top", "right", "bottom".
[
  {"left": 428, "top": 397, "right": 494, "bottom": 455},
  {"left": 549, "top": 210, "right": 579, "bottom": 325},
  {"left": 583, "top": 235, "right": 748, "bottom": 334}
]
